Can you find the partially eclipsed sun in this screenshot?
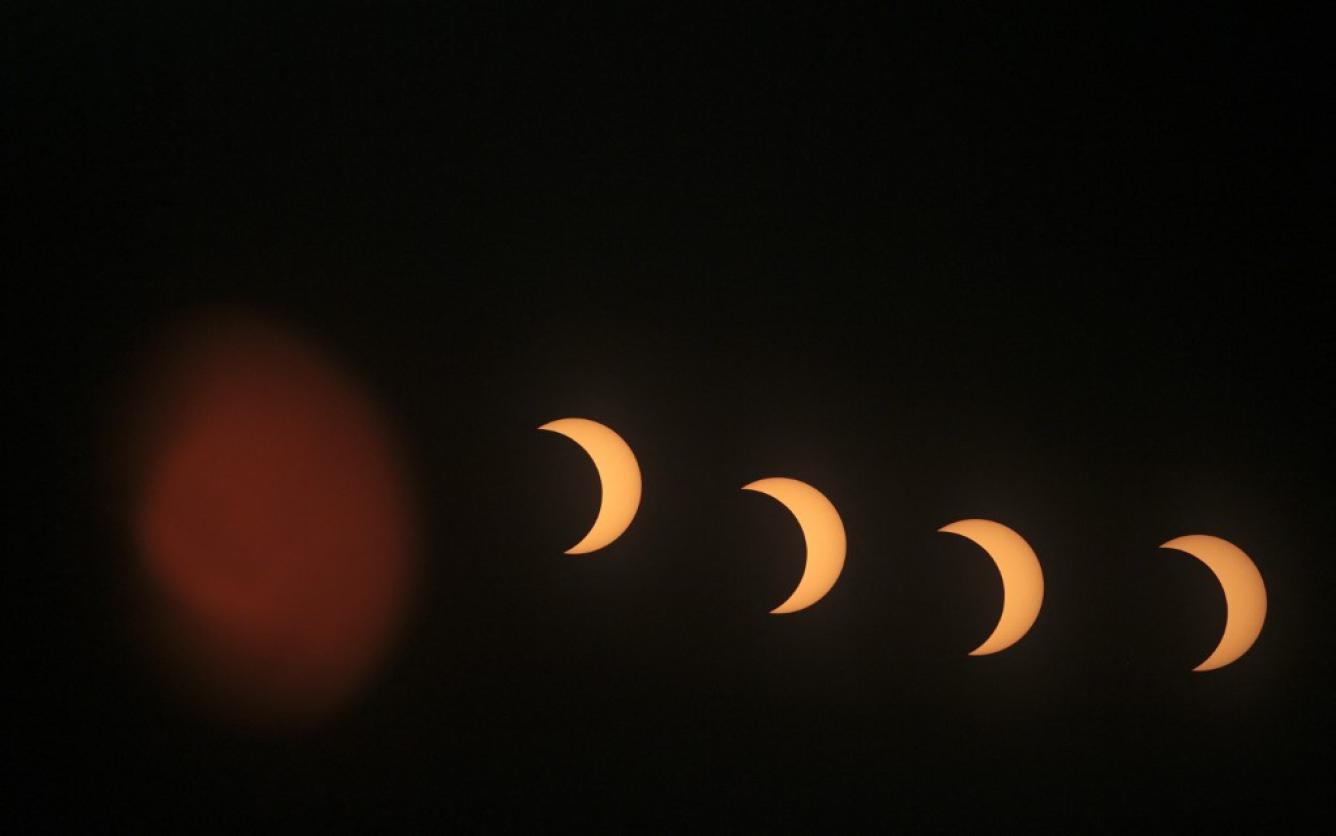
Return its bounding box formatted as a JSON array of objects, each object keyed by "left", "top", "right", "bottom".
[
  {"left": 939, "top": 519, "right": 1044, "bottom": 655},
  {"left": 743, "top": 477, "right": 847, "bottom": 615},
  {"left": 1162, "top": 534, "right": 1266, "bottom": 671},
  {"left": 539, "top": 418, "right": 642, "bottom": 554}
]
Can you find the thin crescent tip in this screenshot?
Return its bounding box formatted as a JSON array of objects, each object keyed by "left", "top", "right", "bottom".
[
  {"left": 1159, "top": 534, "right": 1207, "bottom": 550},
  {"left": 538, "top": 417, "right": 582, "bottom": 432},
  {"left": 938, "top": 519, "right": 977, "bottom": 535}
]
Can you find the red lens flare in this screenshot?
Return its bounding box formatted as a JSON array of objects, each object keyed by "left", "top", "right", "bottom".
[{"left": 124, "top": 314, "right": 417, "bottom": 728}]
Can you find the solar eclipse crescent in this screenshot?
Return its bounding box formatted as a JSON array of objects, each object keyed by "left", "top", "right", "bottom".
[
  {"left": 939, "top": 519, "right": 1044, "bottom": 655},
  {"left": 1161, "top": 534, "right": 1267, "bottom": 671},
  {"left": 743, "top": 477, "right": 847, "bottom": 614},
  {"left": 539, "top": 418, "right": 642, "bottom": 554}
]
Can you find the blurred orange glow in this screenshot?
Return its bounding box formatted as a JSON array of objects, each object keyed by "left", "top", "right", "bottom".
[
  {"left": 539, "top": 418, "right": 642, "bottom": 554},
  {"left": 127, "top": 315, "right": 416, "bottom": 727},
  {"left": 1161, "top": 534, "right": 1267, "bottom": 671},
  {"left": 743, "top": 477, "right": 846, "bottom": 614},
  {"left": 939, "top": 519, "right": 1044, "bottom": 655}
]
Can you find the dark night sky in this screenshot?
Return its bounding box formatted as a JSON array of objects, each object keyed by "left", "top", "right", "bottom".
[{"left": 11, "top": 4, "right": 1333, "bottom": 831}]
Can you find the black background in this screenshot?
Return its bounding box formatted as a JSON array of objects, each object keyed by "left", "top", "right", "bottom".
[{"left": 12, "top": 4, "right": 1332, "bottom": 831}]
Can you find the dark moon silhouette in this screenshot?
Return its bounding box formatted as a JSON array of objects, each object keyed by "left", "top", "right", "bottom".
[{"left": 127, "top": 315, "right": 416, "bottom": 726}]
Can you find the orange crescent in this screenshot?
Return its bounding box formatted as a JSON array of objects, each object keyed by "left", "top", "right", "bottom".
[
  {"left": 939, "top": 519, "right": 1044, "bottom": 655},
  {"left": 1161, "top": 534, "right": 1267, "bottom": 671},
  {"left": 539, "top": 418, "right": 642, "bottom": 554},
  {"left": 744, "top": 477, "right": 847, "bottom": 615}
]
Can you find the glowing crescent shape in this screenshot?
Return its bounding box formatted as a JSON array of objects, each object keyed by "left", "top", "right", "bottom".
[
  {"left": 1161, "top": 534, "right": 1267, "bottom": 671},
  {"left": 743, "top": 477, "right": 847, "bottom": 614},
  {"left": 539, "top": 418, "right": 642, "bottom": 554},
  {"left": 939, "top": 519, "right": 1044, "bottom": 656}
]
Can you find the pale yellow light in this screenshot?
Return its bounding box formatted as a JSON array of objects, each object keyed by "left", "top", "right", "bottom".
[
  {"left": 939, "top": 519, "right": 1044, "bottom": 656},
  {"left": 1161, "top": 534, "right": 1267, "bottom": 672},
  {"left": 539, "top": 418, "right": 642, "bottom": 555},
  {"left": 743, "top": 477, "right": 847, "bottom": 615}
]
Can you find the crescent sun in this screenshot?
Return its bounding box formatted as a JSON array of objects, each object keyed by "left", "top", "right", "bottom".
[
  {"left": 743, "top": 477, "right": 847, "bottom": 614},
  {"left": 1161, "top": 534, "right": 1267, "bottom": 672},
  {"left": 539, "top": 418, "right": 642, "bottom": 554},
  {"left": 939, "top": 519, "right": 1044, "bottom": 656}
]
